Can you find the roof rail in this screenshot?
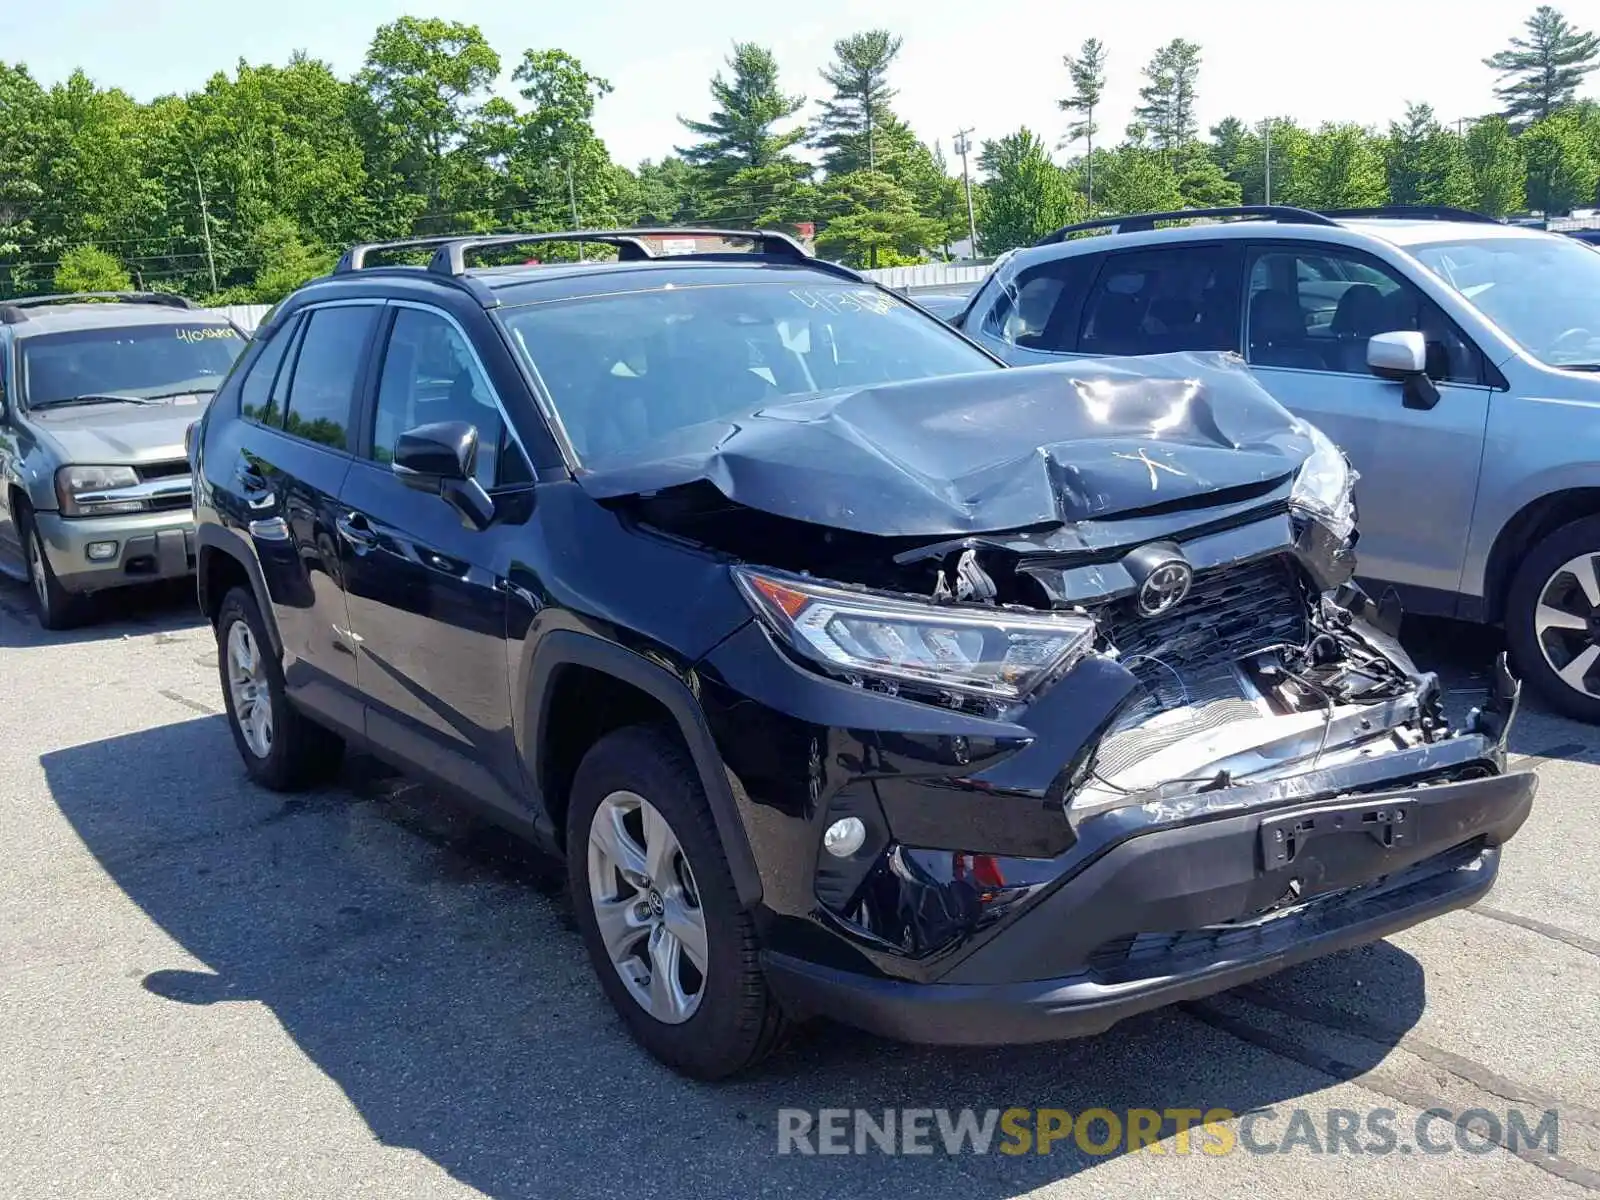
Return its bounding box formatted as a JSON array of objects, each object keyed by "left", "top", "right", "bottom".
[
  {"left": 337, "top": 227, "right": 815, "bottom": 277},
  {"left": 426, "top": 227, "right": 813, "bottom": 276},
  {"left": 1034, "top": 205, "right": 1337, "bottom": 245},
  {"left": 0, "top": 291, "right": 197, "bottom": 323},
  {"left": 1321, "top": 205, "right": 1503, "bottom": 225}
]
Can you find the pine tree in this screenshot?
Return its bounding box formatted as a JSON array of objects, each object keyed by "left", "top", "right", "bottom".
[
  {"left": 812, "top": 30, "right": 904, "bottom": 176},
  {"left": 1058, "top": 38, "right": 1107, "bottom": 211},
  {"left": 678, "top": 43, "right": 807, "bottom": 192},
  {"left": 1134, "top": 39, "right": 1202, "bottom": 154},
  {"left": 1485, "top": 6, "right": 1600, "bottom": 127}
]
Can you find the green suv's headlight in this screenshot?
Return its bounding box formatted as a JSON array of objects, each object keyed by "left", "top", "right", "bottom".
[
  {"left": 55, "top": 465, "right": 143, "bottom": 517},
  {"left": 1289, "top": 424, "right": 1358, "bottom": 542},
  {"left": 734, "top": 567, "right": 1096, "bottom": 703}
]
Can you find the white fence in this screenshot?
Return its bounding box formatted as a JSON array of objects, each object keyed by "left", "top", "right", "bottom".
[
  {"left": 859, "top": 262, "right": 993, "bottom": 292},
  {"left": 210, "top": 303, "right": 270, "bottom": 332}
]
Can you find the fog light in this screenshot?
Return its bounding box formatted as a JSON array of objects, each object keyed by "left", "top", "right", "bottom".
[
  {"left": 822, "top": 817, "right": 867, "bottom": 858},
  {"left": 86, "top": 541, "right": 118, "bottom": 561}
]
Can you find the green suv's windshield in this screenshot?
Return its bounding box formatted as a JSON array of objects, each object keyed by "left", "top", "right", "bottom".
[
  {"left": 498, "top": 281, "right": 1000, "bottom": 466},
  {"left": 1411, "top": 234, "right": 1600, "bottom": 368},
  {"left": 21, "top": 323, "right": 245, "bottom": 408}
]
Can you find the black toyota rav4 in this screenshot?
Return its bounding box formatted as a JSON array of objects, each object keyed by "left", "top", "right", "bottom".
[{"left": 191, "top": 228, "right": 1535, "bottom": 1079}]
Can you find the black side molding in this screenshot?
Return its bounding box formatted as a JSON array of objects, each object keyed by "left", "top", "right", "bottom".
[{"left": 523, "top": 630, "right": 764, "bottom": 909}]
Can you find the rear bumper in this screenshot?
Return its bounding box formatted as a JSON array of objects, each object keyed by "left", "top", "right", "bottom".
[
  {"left": 34, "top": 509, "right": 196, "bottom": 593},
  {"left": 764, "top": 768, "right": 1534, "bottom": 1046}
]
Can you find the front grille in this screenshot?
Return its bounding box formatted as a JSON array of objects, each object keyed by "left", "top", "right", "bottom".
[
  {"left": 137, "top": 459, "right": 190, "bottom": 481},
  {"left": 1103, "top": 554, "right": 1307, "bottom": 709}
]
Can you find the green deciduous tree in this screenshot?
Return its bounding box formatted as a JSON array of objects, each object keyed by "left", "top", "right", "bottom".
[
  {"left": 1301, "top": 123, "right": 1388, "bottom": 208},
  {"left": 1134, "top": 39, "right": 1202, "bottom": 154},
  {"left": 976, "top": 128, "right": 1082, "bottom": 252},
  {"left": 506, "top": 49, "right": 622, "bottom": 235},
  {"left": 1058, "top": 38, "right": 1107, "bottom": 210},
  {"left": 1522, "top": 108, "right": 1599, "bottom": 213},
  {"left": 1095, "top": 145, "right": 1184, "bottom": 215},
  {"left": 1465, "top": 117, "right": 1527, "bottom": 215},
  {"left": 355, "top": 17, "right": 500, "bottom": 214},
  {"left": 54, "top": 244, "right": 131, "bottom": 293},
  {"left": 1486, "top": 6, "right": 1600, "bottom": 127}
]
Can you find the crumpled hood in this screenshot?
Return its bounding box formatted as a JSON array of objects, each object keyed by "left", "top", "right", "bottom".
[
  {"left": 28, "top": 396, "right": 208, "bottom": 465},
  {"left": 578, "top": 352, "right": 1315, "bottom": 538}
]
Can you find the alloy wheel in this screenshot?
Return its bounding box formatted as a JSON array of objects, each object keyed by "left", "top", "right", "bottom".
[
  {"left": 225, "top": 619, "right": 274, "bottom": 758},
  {"left": 1533, "top": 551, "right": 1600, "bottom": 699},
  {"left": 26, "top": 530, "right": 47, "bottom": 613},
  {"left": 586, "top": 790, "right": 708, "bottom": 1025}
]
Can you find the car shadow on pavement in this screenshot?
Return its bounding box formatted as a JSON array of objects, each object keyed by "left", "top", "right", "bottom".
[
  {"left": 40, "top": 716, "right": 1433, "bottom": 1200},
  {"left": 0, "top": 578, "right": 204, "bottom": 648}
]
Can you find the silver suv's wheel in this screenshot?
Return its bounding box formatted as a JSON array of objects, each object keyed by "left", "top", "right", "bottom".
[
  {"left": 214, "top": 586, "right": 343, "bottom": 789},
  {"left": 20, "top": 507, "right": 82, "bottom": 631},
  {"left": 566, "top": 725, "right": 788, "bottom": 1078},
  {"left": 586, "top": 790, "right": 709, "bottom": 1024},
  {"left": 1508, "top": 515, "right": 1600, "bottom": 723}
]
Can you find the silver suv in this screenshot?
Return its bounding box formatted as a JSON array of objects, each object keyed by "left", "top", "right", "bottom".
[
  {"left": 0, "top": 292, "right": 246, "bottom": 628},
  {"left": 956, "top": 204, "right": 1600, "bottom": 722}
]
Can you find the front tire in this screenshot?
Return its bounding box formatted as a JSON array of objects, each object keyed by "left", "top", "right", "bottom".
[
  {"left": 1506, "top": 514, "right": 1600, "bottom": 723},
  {"left": 19, "top": 506, "right": 83, "bottom": 631},
  {"left": 215, "top": 586, "right": 343, "bottom": 789},
  {"left": 566, "top": 724, "right": 787, "bottom": 1079}
]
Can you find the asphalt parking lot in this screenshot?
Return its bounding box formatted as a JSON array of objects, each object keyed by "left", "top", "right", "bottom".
[{"left": 1, "top": 579, "right": 1596, "bottom": 1200}]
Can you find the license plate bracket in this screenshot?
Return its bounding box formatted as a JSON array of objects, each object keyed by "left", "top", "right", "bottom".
[{"left": 1259, "top": 797, "right": 1417, "bottom": 870}]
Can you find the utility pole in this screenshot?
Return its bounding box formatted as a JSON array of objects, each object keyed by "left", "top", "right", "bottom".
[
  {"left": 953, "top": 128, "right": 978, "bottom": 259},
  {"left": 1262, "top": 119, "right": 1274, "bottom": 206},
  {"left": 190, "top": 153, "right": 218, "bottom": 294}
]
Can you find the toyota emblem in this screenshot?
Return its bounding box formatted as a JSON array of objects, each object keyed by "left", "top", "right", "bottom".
[{"left": 1136, "top": 560, "right": 1193, "bottom": 618}]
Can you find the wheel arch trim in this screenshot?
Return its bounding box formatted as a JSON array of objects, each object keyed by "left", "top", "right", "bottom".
[
  {"left": 522, "top": 630, "right": 763, "bottom": 910},
  {"left": 195, "top": 524, "right": 283, "bottom": 660}
]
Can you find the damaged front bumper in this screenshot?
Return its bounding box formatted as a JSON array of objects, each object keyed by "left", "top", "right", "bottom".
[{"left": 697, "top": 576, "right": 1537, "bottom": 1046}]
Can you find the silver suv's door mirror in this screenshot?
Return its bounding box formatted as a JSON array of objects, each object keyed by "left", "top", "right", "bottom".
[
  {"left": 1367, "top": 330, "right": 1440, "bottom": 411},
  {"left": 1367, "top": 330, "right": 1427, "bottom": 377}
]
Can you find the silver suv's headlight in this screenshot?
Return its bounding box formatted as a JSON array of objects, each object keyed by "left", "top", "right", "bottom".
[
  {"left": 1289, "top": 424, "right": 1357, "bottom": 542},
  {"left": 734, "top": 567, "right": 1096, "bottom": 703},
  {"left": 55, "top": 465, "right": 143, "bottom": 517}
]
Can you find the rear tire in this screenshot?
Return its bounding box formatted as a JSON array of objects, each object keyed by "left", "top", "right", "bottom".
[
  {"left": 215, "top": 586, "right": 343, "bottom": 789},
  {"left": 1506, "top": 514, "right": 1600, "bottom": 724},
  {"left": 566, "top": 724, "right": 787, "bottom": 1079},
  {"left": 18, "top": 505, "right": 83, "bottom": 631}
]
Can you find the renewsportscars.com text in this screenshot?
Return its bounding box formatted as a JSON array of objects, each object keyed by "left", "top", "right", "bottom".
[{"left": 775, "top": 1106, "right": 1559, "bottom": 1157}]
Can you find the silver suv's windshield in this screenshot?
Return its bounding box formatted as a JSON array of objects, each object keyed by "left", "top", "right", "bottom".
[
  {"left": 1411, "top": 234, "right": 1600, "bottom": 369},
  {"left": 21, "top": 323, "right": 245, "bottom": 408},
  {"left": 498, "top": 281, "right": 999, "bottom": 466}
]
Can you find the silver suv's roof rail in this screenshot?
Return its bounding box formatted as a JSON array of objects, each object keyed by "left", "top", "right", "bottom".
[
  {"left": 334, "top": 228, "right": 821, "bottom": 276},
  {"left": 0, "top": 291, "right": 197, "bottom": 324},
  {"left": 1034, "top": 205, "right": 1338, "bottom": 245}
]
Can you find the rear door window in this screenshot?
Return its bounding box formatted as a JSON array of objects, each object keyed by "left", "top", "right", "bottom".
[
  {"left": 278, "top": 305, "right": 379, "bottom": 450},
  {"left": 979, "top": 254, "right": 1101, "bottom": 352},
  {"left": 1077, "top": 244, "right": 1243, "bottom": 356}
]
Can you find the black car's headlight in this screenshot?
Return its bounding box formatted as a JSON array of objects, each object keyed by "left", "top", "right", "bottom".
[
  {"left": 55, "top": 465, "right": 143, "bottom": 517},
  {"left": 1289, "top": 424, "right": 1357, "bottom": 542},
  {"left": 734, "top": 567, "right": 1096, "bottom": 703}
]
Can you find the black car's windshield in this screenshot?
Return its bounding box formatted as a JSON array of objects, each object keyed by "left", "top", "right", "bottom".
[
  {"left": 20, "top": 323, "right": 245, "bottom": 408},
  {"left": 498, "top": 281, "right": 1000, "bottom": 466},
  {"left": 1410, "top": 234, "right": 1600, "bottom": 368}
]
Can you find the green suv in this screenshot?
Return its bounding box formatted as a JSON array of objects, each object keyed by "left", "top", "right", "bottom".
[{"left": 0, "top": 292, "right": 246, "bottom": 628}]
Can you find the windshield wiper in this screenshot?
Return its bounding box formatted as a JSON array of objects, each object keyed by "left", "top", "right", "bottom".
[
  {"left": 31, "top": 393, "right": 162, "bottom": 409},
  {"left": 140, "top": 387, "right": 219, "bottom": 401}
]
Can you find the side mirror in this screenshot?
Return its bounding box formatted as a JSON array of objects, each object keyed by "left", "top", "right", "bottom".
[
  {"left": 1366, "top": 330, "right": 1440, "bottom": 411},
  {"left": 393, "top": 420, "right": 495, "bottom": 529}
]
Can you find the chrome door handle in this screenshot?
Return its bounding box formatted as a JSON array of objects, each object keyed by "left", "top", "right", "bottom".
[{"left": 335, "top": 513, "right": 376, "bottom": 550}]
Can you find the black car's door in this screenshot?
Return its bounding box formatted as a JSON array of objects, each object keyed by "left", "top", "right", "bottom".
[
  {"left": 336, "top": 301, "right": 537, "bottom": 817},
  {"left": 221, "top": 301, "right": 382, "bottom": 733}
]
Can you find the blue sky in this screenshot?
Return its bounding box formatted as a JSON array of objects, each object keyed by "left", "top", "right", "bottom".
[{"left": 0, "top": 0, "right": 1575, "bottom": 169}]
